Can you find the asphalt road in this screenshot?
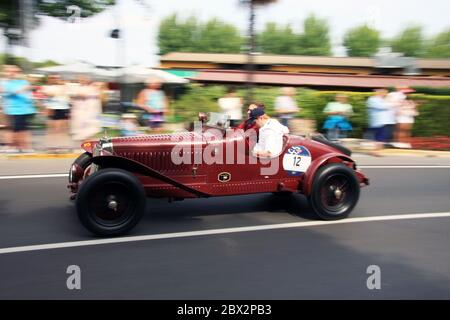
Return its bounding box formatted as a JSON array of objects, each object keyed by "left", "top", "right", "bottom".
[{"left": 0, "top": 156, "right": 449, "bottom": 299}]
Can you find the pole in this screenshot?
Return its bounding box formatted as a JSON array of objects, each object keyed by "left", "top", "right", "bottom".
[
  {"left": 114, "top": 0, "right": 126, "bottom": 102},
  {"left": 19, "top": 0, "right": 33, "bottom": 72},
  {"left": 245, "top": 0, "right": 255, "bottom": 105}
]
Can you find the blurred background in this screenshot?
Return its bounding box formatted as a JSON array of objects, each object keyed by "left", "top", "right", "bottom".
[{"left": 0, "top": 0, "right": 449, "bottom": 153}]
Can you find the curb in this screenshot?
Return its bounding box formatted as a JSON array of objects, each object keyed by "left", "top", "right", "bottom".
[
  {"left": 351, "top": 148, "right": 450, "bottom": 158},
  {"left": 0, "top": 153, "right": 81, "bottom": 160},
  {"left": 1, "top": 149, "right": 450, "bottom": 160}
]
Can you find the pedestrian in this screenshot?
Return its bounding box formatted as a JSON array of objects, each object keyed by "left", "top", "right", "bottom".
[
  {"left": 274, "top": 87, "right": 299, "bottom": 128},
  {"left": 70, "top": 75, "right": 102, "bottom": 142},
  {"left": 366, "top": 88, "right": 391, "bottom": 143},
  {"left": 387, "top": 86, "right": 419, "bottom": 145},
  {"left": 1, "top": 65, "right": 36, "bottom": 152},
  {"left": 136, "top": 77, "right": 168, "bottom": 132},
  {"left": 322, "top": 93, "right": 353, "bottom": 140},
  {"left": 218, "top": 86, "right": 243, "bottom": 127},
  {"left": 42, "top": 74, "right": 71, "bottom": 149},
  {"left": 120, "top": 113, "right": 142, "bottom": 136}
]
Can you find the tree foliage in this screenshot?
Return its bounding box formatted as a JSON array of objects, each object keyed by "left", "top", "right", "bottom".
[
  {"left": 0, "top": 0, "right": 115, "bottom": 31},
  {"left": 297, "top": 14, "right": 331, "bottom": 56},
  {"left": 258, "top": 22, "right": 297, "bottom": 54},
  {"left": 344, "top": 24, "right": 381, "bottom": 57},
  {"left": 37, "top": 0, "right": 115, "bottom": 19},
  {"left": 158, "top": 15, "right": 243, "bottom": 55},
  {"left": 197, "top": 19, "right": 243, "bottom": 53},
  {"left": 424, "top": 28, "right": 450, "bottom": 58},
  {"left": 0, "top": 0, "right": 19, "bottom": 28},
  {"left": 391, "top": 25, "right": 425, "bottom": 57},
  {"left": 258, "top": 14, "right": 331, "bottom": 56}
]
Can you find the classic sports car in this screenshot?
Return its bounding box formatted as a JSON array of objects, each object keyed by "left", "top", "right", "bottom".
[{"left": 68, "top": 112, "right": 369, "bottom": 237}]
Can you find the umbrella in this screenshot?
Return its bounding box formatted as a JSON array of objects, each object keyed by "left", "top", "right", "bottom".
[
  {"left": 36, "top": 62, "right": 117, "bottom": 82},
  {"left": 114, "top": 65, "right": 189, "bottom": 84}
]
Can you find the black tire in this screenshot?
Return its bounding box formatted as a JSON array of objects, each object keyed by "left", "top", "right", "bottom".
[
  {"left": 272, "top": 191, "right": 293, "bottom": 196},
  {"left": 308, "top": 163, "right": 360, "bottom": 220},
  {"left": 76, "top": 168, "right": 146, "bottom": 237},
  {"left": 74, "top": 152, "right": 92, "bottom": 170}
]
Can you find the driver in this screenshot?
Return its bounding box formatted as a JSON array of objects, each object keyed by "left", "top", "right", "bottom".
[
  {"left": 249, "top": 107, "right": 289, "bottom": 158},
  {"left": 236, "top": 102, "right": 264, "bottom": 131}
]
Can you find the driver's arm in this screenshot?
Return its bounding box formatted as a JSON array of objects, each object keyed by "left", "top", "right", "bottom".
[{"left": 252, "top": 128, "right": 281, "bottom": 158}]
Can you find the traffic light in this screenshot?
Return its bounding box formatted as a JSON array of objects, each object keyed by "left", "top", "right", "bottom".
[{"left": 110, "top": 28, "right": 120, "bottom": 39}]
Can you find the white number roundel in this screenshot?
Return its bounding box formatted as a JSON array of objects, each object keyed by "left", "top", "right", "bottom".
[{"left": 282, "top": 146, "right": 311, "bottom": 175}]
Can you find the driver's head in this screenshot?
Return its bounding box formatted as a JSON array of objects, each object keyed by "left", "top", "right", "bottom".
[
  {"left": 248, "top": 107, "right": 268, "bottom": 128},
  {"left": 247, "top": 102, "right": 265, "bottom": 117}
]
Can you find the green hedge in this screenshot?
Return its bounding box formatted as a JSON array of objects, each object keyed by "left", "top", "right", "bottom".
[{"left": 171, "top": 84, "right": 450, "bottom": 137}]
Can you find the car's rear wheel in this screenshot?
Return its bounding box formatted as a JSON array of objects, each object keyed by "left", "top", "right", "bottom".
[
  {"left": 308, "top": 163, "right": 360, "bottom": 220},
  {"left": 76, "top": 168, "right": 146, "bottom": 237}
]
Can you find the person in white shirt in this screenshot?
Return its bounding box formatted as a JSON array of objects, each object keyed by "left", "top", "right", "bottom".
[
  {"left": 274, "top": 87, "right": 299, "bottom": 128},
  {"left": 386, "top": 86, "right": 419, "bottom": 144},
  {"left": 249, "top": 107, "right": 289, "bottom": 158},
  {"left": 218, "top": 86, "right": 243, "bottom": 127}
]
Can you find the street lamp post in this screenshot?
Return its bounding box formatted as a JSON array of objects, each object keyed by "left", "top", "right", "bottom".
[
  {"left": 241, "top": 0, "right": 277, "bottom": 105},
  {"left": 246, "top": 0, "right": 256, "bottom": 104}
]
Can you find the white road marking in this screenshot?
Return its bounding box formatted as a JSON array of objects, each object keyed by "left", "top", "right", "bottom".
[
  {"left": 1, "top": 211, "right": 450, "bottom": 255},
  {"left": 0, "top": 173, "right": 68, "bottom": 180},
  {"left": 0, "top": 166, "right": 449, "bottom": 180},
  {"left": 359, "top": 165, "right": 450, "bottom": 169}
]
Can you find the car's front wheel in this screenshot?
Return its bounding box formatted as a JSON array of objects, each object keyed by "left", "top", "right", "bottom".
[
  {"left": 76, "top": 168, "right": 146, "bottom": 236},
  {"left": 308, "top": 163, "right": 360, "bottom": 220}
]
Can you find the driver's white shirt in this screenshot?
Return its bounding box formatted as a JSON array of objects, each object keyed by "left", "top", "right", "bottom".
[{"left": 253, "top": 118, "right": 289, "bottom": 156}]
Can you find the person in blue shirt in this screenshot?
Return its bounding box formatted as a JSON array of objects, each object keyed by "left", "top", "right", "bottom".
[
  {"left": 136, "top": 78, "right": 167, "bottom": 132},
  {"left": 366, "top": 88, "right": 391, "bottom": 142},
  {"left": 1, "top": 65, "right": 36, "bottom": 151},
  {"left": 322, "top": 94, "right": 353, "bottom": 140}
]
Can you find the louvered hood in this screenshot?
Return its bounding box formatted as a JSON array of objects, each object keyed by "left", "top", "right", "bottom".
[{"left": 111, "top": 132, "right": 203, "bottom": 153}]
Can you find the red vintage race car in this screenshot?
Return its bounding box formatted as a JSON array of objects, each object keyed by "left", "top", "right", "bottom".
[{"left": 68, "top": 112, "right": 369, "bottom": 237}]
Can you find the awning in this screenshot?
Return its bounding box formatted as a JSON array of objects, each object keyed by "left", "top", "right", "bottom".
[{"left": 191, "top": 70, "right": 450, "bottom": 88}]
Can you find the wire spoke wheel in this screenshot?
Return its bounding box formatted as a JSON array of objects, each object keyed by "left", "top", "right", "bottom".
[
  {"left": 309, "top": 163, "right": 360, "bottom": 220},
  {"left": 88, "top": 181, "right": 136, "bottom": 227},
  {"left": 76, "top": 168, "right": 146, "bottom": 237},
  {"left": 320, "top": 173, "right": 353, "bottom": 212}
]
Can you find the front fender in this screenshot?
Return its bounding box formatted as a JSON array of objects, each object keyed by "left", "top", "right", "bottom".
[
  {"left": 302, "top": 153, "right": 356, "bottom": 196},
  {"left": 91, "top": 155, "right": 211, "bottom": 197},
  {"left": 81, "top": 141, "right": 96, "bottom": 154}
]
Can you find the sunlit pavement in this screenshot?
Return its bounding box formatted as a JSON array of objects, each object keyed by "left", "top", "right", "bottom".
[{"left": 0, "top": 156, "right": 449, "bottom": 299}]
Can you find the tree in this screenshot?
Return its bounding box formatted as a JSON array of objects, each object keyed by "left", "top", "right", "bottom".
[
  {"left": 158, "top": 15, "right": 243, "bottom": 55},
  {"left": 197, "top": 19, "right": 243, "bottom": 53},
  {"left": 259, "top": 22, "right": 297, "bottom": 55},
  {"left": 0, "top": 1, "right": 19, "bottom": 29},
  {"left": 0, "top": 0, "right": 115, "bottom": 65},
  {"left": 158, "top": 14, "right": 199, "bottom": 55},
  {"left": 391, "top": 25, "right": 425, "bottom": 57},
  {"left": 344, "top": 24, "right": 381, "bottom": 57},
  {"left": 297, "top": 14, "right": 331, "bottom": 56},
  {"left": 37, "top": 0, "right": 115, "bottom": 19},
  {"left": 425, "top": 28, "right": 450, "bottom": 58}
]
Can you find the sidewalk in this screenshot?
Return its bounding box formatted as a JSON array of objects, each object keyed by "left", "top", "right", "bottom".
[
  {"left": 340, "top": 138, "right": 450, "bottom": 158},
  {"left": 0, "top": 134, "right": 450, "bottom": 159},
  {"left": 2, "top": 140, "right": 450, "bottom": 160}
]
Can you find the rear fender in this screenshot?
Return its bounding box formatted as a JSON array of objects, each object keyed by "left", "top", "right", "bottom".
[
  {"left": 302, "top": 153, "right": 355, "bottom": 196},
  {"left": 91, "top": 155, "right": 210, "bottom": 197}
]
